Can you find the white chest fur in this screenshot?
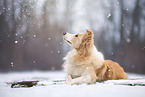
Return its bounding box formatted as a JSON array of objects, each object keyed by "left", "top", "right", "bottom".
[
  {"left": 63, "top": 49, "right": 84, "bottom": 76},
  {"left": 63, "top": 45, "right": 104, "bottom": 77}
]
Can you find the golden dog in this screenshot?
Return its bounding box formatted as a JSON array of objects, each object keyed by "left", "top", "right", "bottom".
[{"left": 63, "top": 29, "right": 128, "bottom": 84}]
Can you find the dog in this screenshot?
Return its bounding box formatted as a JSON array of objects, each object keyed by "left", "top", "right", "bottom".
[{"left": 63, "top": 29, "right": 128, "bottom": 84}]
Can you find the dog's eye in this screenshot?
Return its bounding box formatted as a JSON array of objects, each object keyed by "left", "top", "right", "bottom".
[{"left": 75, "top": 35, "right": 78, "bottom": 37}]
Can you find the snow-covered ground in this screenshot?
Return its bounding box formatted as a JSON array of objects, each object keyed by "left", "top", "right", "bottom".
[{"left": 0, "top": 71, "right": 145, "bottom": 97}]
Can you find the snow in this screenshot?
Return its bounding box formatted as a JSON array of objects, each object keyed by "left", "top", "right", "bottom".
[
  {"left": 33, "top": 35, "right": 36, "bottom": 38},
  {"left": 10, "top": 62, "right": 14, "bottom": 67},
  {"left": 117, "top": 1, "right": 120, "bottom": 5},
  {"left": 57, "top": 51, "right": 60, "bottom": 53},
  {"left": 126, "top": 38, "right": 131, "bottom": 43},
  {"left": 15, "top": 41, "right": 18, "bottom": 44},
  {"left": 10, "top": 62, "right": 14, "bottom": 65},
  {"left": 0, "top": 71, "right": 145, "bottom": 97},
  {"left": 107, "top": 14, "right": 111, "bottom": 18},
  {"left": 33, "top": 61, "right": 36, "bottom": 64}
]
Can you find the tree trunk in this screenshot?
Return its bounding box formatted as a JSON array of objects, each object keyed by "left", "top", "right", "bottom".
[
  {"left": 119, "top": 0, "right": 124, "bottom": 44},
  {"left": 130, "top": 0, "right": 141, "bottom": 43}
]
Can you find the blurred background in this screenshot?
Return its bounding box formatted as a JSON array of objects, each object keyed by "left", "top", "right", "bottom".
[{"left": 0, "top": 0, "right": 145, "bottom": 74}]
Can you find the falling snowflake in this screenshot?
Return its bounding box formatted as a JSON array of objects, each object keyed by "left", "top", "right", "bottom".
[
  {"left": 15, "top": 41, "right": 18, "bottom": 44},
  {"left": 8, "top": 8, "right": 11, "bottom": 10},
  {"left": 117, "top": 1, "right": 119, "bottom": 4},
  {"left": 33, "top": 35, "right": 36, "bottom": 37},
  {"left": 57, "top": 51, "right": 60, "bottom": 53},
  {"left": 11, "top": 62, "right": 14, "bottom": 67},
  {"left": 122, "top": 24, "right": 124, "bottom": 26},
  {"left": 33, "top": 61, "right": 36, "bottom": 64},
  {"left": 107, "top": 14, "right": 111, "bottom": 18},
  {"left": 60, "top": 42, "right": 62, "bottom": 45},
  {"left": 126, "top": 38, "right": 131, "bottom": 43},
  {"left": 126, "top": 9, "right": 128, "bottom": 11},
  {"left": 48, "top": 38, "right": 51, "bottom": 40}
]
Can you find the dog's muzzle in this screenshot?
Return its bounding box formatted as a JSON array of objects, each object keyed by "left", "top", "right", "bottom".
[{"left": 64, "top": 38, "right": 72, "bottom": 44}]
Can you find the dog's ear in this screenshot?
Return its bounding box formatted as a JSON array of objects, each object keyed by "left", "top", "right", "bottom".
[
  {"left": 83, "top": 29, "right": 93, "bottom": 47},
  {"left": 86, "top": 29, "right": 93, "bottom": 38},
  {"left": 76, "top": 29, "right": 93, "bottom": 57}
]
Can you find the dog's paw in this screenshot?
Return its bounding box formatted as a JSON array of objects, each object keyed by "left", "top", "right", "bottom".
[
  {"left": 96, "top": 76, "right": 103, "bottom": 81},
  {"left": 66, "top": 75, "right": 72, "bottom": 84}
]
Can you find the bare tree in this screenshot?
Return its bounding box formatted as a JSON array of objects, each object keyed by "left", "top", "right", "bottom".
[
  {"left": 130, "top": 0, "right": 141, "bottom": 43},
  {"left": 119, "top": 0, "right": 125, "bottom": 44}
]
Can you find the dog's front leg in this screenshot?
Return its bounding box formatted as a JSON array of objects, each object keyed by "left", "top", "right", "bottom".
[
  {"left": 66, "top": 75, "right": 72, "bottom": 84},
  {"left": 72, "top": 75, "right": 92, "bottom": 84},
  {"left": 67, "top": 74, "right": 94, "bottom": 84}
]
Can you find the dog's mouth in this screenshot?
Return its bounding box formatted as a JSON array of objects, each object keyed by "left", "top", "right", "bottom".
[{"left": 64, "top": 38, "right": 72, "bottom": 44}]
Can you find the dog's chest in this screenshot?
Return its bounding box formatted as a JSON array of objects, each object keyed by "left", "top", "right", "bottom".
[
  {"left": 64, "top": 49, "right": 88, "bottom": 77},
  {"left": 66, "top": 65, "right": 86, "bottom": 77}
]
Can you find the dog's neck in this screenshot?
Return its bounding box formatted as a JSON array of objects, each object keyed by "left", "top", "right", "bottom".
[
  {"left": 75, "top": 44, "right": 94, "bottom": 57},
  {"left": 64, "top": 45, "right": 104, "bottom": 66},
  {"left": 75, "top": 44, "right": 104, "bottom": 60},
  {"left": 76, "top": 43, "right": 93, "bottom": 57}
]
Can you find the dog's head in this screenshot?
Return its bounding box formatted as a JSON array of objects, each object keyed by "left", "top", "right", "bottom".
[{"left": 63, "top": 29, "right": 94, "bottom": 56}]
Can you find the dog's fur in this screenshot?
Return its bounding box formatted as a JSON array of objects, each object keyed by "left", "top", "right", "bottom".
[{"left": 63, "top": 29, "right": 128, "bottom": 84}]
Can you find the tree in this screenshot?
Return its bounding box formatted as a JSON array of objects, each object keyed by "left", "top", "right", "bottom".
[{"left": 130, "top": 0, "right": 141, "bottom": 43}]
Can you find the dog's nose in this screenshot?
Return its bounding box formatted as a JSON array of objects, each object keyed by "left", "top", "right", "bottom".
[{"left": 63, "top": 32, "right": 66, "bottom": 35}]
